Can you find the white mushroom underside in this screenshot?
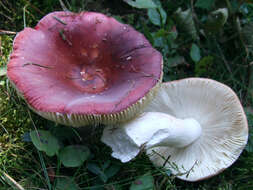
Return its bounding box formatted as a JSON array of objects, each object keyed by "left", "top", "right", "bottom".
[
  {"left": 102, "top": 78, "right": 248, "bottom": 182},
  {"left": 102, "top": 112, "right": 202, "bottom": 162},
  {"left": 145, "top": 78, "right": 248, "bottom": 181}
]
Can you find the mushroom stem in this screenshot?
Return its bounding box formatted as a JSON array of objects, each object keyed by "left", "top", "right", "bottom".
[
  {"left": 145, "top": 116, "right": 202, "bottom": 149},
  {"left": 101, "top": 112, "right": 202, "bottom": 163}
]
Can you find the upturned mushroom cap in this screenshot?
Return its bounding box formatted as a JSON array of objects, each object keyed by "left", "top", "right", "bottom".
[
  {"left": 145, "top": 78, "right": 248, "bottom": 181},
  {"left": 7, "top": 11, "right": 163, "bottom": 126}
]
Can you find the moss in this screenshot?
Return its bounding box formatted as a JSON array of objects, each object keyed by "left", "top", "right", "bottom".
[
  {"left": 0, "top": 88, "right": 32, "bottom": 169},
  {"left": 0, "top": 35, "right": 13, "bottom": 66},
  {"left": 0, "top": 34, "right": 35, "bottom": 174}
]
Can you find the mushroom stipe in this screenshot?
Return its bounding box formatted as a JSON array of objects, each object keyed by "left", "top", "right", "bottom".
[{"left": 102, "top": 78, "right": 248, "bottom": 181}]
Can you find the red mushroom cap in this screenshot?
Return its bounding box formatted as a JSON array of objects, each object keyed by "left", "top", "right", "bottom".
[{"left": 7, "top": 11, "right": 163, "bottom": 126}]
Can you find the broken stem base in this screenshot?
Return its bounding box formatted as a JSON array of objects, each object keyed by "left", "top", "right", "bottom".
[{"left": 101, "top": 112, "right": 202, "bottom": 163}]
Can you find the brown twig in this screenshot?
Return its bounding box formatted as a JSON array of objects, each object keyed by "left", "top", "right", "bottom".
[
  {"left": 53, "top": 16, "right": 67, "bottom": 25},
  {"left": 0, "top": 29, "right": 16, "bottom": 35},
  {"left": 23, "top": 62, "right": 53, "bottom": 69},
  {"left": 59, "top": 29, "right": 72, "bottom": 46},
  {"left": 130, "top": 65, "right": 160, "bottom": 81}
]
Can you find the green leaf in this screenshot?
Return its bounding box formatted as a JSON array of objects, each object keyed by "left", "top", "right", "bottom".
[
  {"left": 104, "top": 164, "right": 121, "bottom": 179},
  {"left": 49, "top": 125, "right": 79, "bottom": 142},
  {"left": 154, "top": 29, "right": 168, "bottom": 38},
  {"left": 168, "top": 28, "right": 178, "bottom": 42},
  {"left": 87, "top": 163, "right": 103, "bottom": 175},
  {"left": 153, "top": 35, "right": 165, "bottom": 48},
  {"left": 204, "top": 8, "right": 229, "bottom": 33},
  {"left": 30, "top": 130, "right": 60, "bottom": 156},
  {"left": 195, "top": 0, "right": 214, "bottom": 10},
  {"left": 87, "top": 163, "right": 108, "bottom": 183},
  {"left": 190, "top": 43, "right": 201, "bottom": 62},
  {"left": 123, "top": 0, "right": 157, "bottom": 9},
  {"left": 0, "top": 66, "right": 7, "bottom": 77},
  {"left": 148, "top": 7, "right": 167, "bottom": 26},
  {"left": 130, "top": 173, "right": 154, "bottom": 190},
  {"left": 101, "top": 160, "right": 111, "bottom": 170},
  {"left": 148, "top": 9, "right": 161, "bottom": 26},
  {"left": 142, "top": 23, "right": 154, "bottom": 45},
  {"left": 59, "top": 145, "right": 90, "bottom": 167},
  {"left": 152, "top": 0, "right": 162, "bottom": 6},
  {"left": 55, "top": 177, "right": 80, "bottom": 190},
  {"left": 167, "top": 56, "right": 186, "bottom": 67},
  {"left": 173, "top": 8, "right": 198, "bottom": 40},
  {"left": 87, "top": 162, "right": 120, "bottom": 183}
]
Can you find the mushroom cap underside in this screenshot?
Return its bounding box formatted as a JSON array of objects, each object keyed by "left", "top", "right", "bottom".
[{"left": 145, "top": 78, "right": 248, "bottom": 181}]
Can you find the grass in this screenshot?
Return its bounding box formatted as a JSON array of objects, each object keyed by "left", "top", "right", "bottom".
[{"left": 1, "top": 0, "right": 253, "bottom": 189}]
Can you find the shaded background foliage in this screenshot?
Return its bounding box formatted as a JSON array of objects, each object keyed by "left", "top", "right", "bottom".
[{"left": 1, "top": 0, "right": 253, "bottom": 189}]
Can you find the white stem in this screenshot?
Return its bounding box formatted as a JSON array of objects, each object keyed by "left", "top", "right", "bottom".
[
  {"left": 145, "top": 117, "right": 202, "bottom": 149},
  {"left": 101, "top": 112, "right": 202, "bottom": 163}
]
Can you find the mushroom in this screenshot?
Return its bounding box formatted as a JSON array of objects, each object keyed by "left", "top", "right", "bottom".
[
  {"left": 7, "top": 11, "right": 163, "bottom": 126},
  {"left": 101, "top": 78, "right": 248, "bottom": 181}
]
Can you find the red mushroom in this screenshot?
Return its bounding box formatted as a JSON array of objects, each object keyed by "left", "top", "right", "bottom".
[{"left": 7, "top": 11, "right": 163, "bottom": 126}]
